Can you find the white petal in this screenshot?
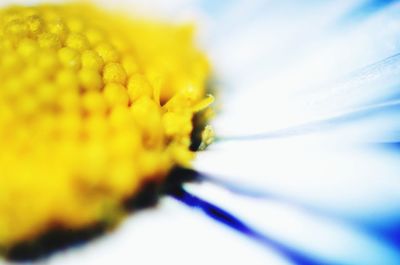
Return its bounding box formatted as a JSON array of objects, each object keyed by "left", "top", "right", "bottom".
[
  {"left": 40, "top": 198, "right": 292, "bottom": 265},
  {"left": 194, "top": 137, "right": 400, "bottom": 222},
  {"left": 185, "top": 182, "right": 400, "bottom": 265},
  {"left": 210, "top": 1, "right": 400, "bottom": 136}
]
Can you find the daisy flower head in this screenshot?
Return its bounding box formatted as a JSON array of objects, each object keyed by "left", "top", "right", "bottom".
[
  {"left": 0, "top": 0, "right": 400, "bottom": 265},
  {"left": 0, "top": 0, "right": 212, "bottom": 258}
]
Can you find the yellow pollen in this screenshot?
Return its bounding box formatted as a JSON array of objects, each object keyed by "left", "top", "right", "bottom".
[{"left": 103, "top": 62, "right": 128, "bottom": 85}]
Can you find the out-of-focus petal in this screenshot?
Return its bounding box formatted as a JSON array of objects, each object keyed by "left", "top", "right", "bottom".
[
  {"left": 194, "top": 137, "right": 400, "bottom": 223},
  {"left": 184, "top": 182, "right": 400, "bottom": 265},
  {"left": 209, "top": 0, "right": 400, "bottom": 136},
  {"left": 44, "top": 198, "right": 293, "bottom": 265}
]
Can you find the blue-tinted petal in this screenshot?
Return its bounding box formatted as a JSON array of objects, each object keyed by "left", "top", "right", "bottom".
[{"left": 184, "top": 182, "right": 400, "bottom": 265}]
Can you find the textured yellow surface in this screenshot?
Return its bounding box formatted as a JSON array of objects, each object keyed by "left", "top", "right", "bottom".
[{"left": 0, "top": 3, "right": 211, "bottom": 247}]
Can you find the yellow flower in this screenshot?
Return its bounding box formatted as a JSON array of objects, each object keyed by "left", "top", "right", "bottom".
[{"left": 0, "top": 3, "right": 213, "bottom": 248}]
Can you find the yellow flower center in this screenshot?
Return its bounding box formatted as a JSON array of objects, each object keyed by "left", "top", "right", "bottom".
[{"left": 0, "top": 3, "right": 212, "bottom": 247}]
